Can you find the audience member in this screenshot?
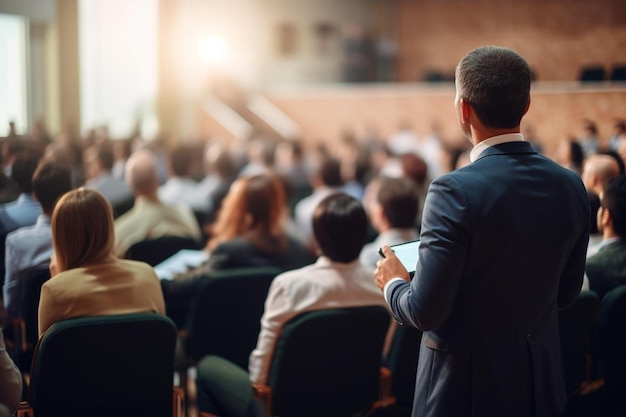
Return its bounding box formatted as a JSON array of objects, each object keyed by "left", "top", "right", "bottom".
[
  {"left": 158, "top": 145, "right": 204, "bottom": 212},
  {"left": 608, "top": 119, "right": 626, "bottom": 152},
  {"left": 360, "top": 176, "right": 419, "bottom": 269},
  {"left": 585, "top": 175, "right": 626, "bottom": 300},
  {"left": 0, "top": 153, "right": 41, "bottom": 234},
  {"left": 3, "top": 163, "right": 72, "bottom": 320},
  {"left": 196, "top": 142, "right": 237, "bottom": 223},
  {"left": 113, "top": 150, "right": 202, "bottom": 258},
  {"left": 199, "top": 172, "right": 313, "bottom": 273},
  {"left": 195, "top": 193, "right": 387, "bottom": 417},
  {"left": 238, "top": 137, "right": 275, "bottom": 178},
  {"left": 580, "top": 118, "right": 600, "bottom": 157},
  {"left": 581, "top": 153, "right": 621, "bottom": 252},
  {"left": 294, "top": 156, "right": 344, "bottom": 249},
  {"left": 83, "top": 142, "right": 133, "bottom": 208},
  {"left": 274, "top": 139, "right": 310, "bottom": 190},
  {"left": 0, "top": 331, "right": 21, "bottom": 413},
  {"left": 38, "top": 188, "right": 165, "bottom": 336},
  {"left": 161, "top": 172, "right": 314, "bottom": 328},
  {"left": 556, "top": 137, "right": 585, "bottom": 175}
]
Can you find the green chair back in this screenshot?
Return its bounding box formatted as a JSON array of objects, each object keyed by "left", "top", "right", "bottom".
[
  {"left": 28, "top": 313, "right": 177, "bottom": 417},
  {"left": 385, "top": 324, "right": 423, "bottom": 408},
  {"left": 594, "top": 285, "right": 626, "bottom": 388},
  {"left": 185, "top": 267, "right": 281, "bottom": 368},
  {"left": 267, "top": 306, "right": 391, "bottom": 417}
]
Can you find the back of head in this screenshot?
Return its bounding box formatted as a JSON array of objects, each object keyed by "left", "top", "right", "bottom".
[
  {"left": 210, "top": 173, "right": 286, "bottom": 249},
  {"left": 399, "top": 153, "right": 428, "bottom": 187},
  {"left": 11, "top": 153, "right": 40, "bottom": 193},
  {"left": 52, "top": 188, "right": 114, "bottom": 272},
  {"left": 169, "top": 145, "right": 193, "bottom": 177},
  {"left": 91, "top": 142, "right": 115, "bottom": 171},
  {"left": 377, "top": 176, "right": 419, "bottom": 229},
  {"left": 313, "top": 193, "right": 367, "bottom": 263},
  {"left": 32, "top": 163, "right": 73, "bottom": 214},
  {"left": 456, "top": 45, "right": 531, "bottom": 129},
  {"left": 126, "top": 150, "right": 159, "bottom": 196},
  {"left": 602, "top": 175, "right": 626, "bottom": 237},
  {"left": 316, "top": 157, "right": 343, "bottom": 187}
]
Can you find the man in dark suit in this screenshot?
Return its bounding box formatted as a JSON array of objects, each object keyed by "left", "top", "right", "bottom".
[
  {"left": 586, "top": 175, "right": 626, "bottom": 300},
  {"left": 375, "top": 46, "right": 589, "bottom": 417}
]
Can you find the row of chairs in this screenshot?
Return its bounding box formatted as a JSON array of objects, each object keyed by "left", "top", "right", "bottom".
[{"left": 579, "top": 65, "right": 626, "bottom": 82}]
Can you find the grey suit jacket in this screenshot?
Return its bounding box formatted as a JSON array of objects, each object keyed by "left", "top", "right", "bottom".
[{"left": 386, "top": 141, "right": 589, "bottom": 417}]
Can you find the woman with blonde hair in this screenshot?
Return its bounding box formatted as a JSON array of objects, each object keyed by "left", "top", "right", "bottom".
[{"left": 38, "top": 188, "right": 165, "bottom": 337}]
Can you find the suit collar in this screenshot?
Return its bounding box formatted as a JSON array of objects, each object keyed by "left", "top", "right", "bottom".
[{"left": 474, "top": 140, "right": 537, "bottom": 162}]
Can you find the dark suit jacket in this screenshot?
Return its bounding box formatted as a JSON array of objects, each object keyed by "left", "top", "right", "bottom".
[
  {"left": 386, "top": 141, "right": 589, "bottom": 417},
  {"left": 586, "top": 238, "right": 626, "bottom": 300}
]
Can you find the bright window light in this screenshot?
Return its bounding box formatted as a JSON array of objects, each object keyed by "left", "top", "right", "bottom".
[{"left": 198, "top": 35, "right": 229, "bottom": 66}]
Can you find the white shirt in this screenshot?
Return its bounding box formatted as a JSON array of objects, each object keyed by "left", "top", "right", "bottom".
[
  {"left": 158, "top": 177, "right": 204, "bottom": 212},
  {"left": 469, "top": 133, "right": 525, "bottom": 162},
  {"left": 3, "top": 214, "right": 52, "bottom": 319},
  {"left": 248, "top": 256, "right": 388, "bottom": 384}
]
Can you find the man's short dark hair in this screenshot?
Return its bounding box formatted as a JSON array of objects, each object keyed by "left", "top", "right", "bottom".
[
  {"left": 313, "top": 193, "right": 367, "bottom": 263},
  {"left": 32, "top": 163, "right": 73, "bottom": 213},
  {"left": 318, "top": 157, "right": 343, "bottom": 187},
  {"left": 11, "top": 154, "right": 40, "bottom": 193},
  {"left": 170, "top": 145, "right": 192, "bottom": 177},
  {"left": 95, "top": 143, "right": 115, "bottom": 171},
  {"left": 377, "top": 176, "right": 419, "bottom": 229},
  {"left": 456, "top": 45, "right": 531, "bottom": 129},
  {"left": 602, "top": 175, "right": 626, "bottom": 237}
]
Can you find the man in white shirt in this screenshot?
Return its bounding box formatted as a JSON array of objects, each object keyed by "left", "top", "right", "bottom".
[{"left": 195, "top": 193, "right": 388, "bottom": 417}]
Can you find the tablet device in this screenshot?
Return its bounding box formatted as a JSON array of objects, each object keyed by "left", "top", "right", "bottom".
[{"left": 379, "top": 240, "right": 420, "bottom": 274}]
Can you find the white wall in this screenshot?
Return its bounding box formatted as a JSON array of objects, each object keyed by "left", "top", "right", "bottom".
[
  {"left": 0, "top": 14, "right": 29, "bottom": 136},
  {"left": 79, "top": 0, "right": 159, "bottom": 138}
]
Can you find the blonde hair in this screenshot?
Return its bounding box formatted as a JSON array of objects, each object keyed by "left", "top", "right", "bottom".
[
  {"left": 208, "top": 173, "right": 287, "bottom": 251},
  {"left": 51, "top": 188, "right": 115, "bottom": 272}
]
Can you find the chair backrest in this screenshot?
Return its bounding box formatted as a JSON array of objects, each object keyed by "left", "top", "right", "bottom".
[
  {"left": 267, "top": 306, "right": 391, "bottom": 417},
  {"left": 610, "top": 65, "right": 626, "bottom": 82},
  {"left": 125, "top": 236, "right": 201, "bottom": 266},
  {"left": 20, "top": 268, "right": 51, "bottom": 348},
  {"left": 385, "top": 324, "right": 423, "bottom": 407},
  {"left": 185, "top": 267, "right": 281, "bottom": 368},
  {"left": 28, "top": 313, "right": 177, "bottom": 417},
  {"left": 558, "top": 290, "right": 600, "bottom": 396},
  {"left": 580, "top": 66, "right": 606, "bottom": 82},
  {"left": 594, "top": 285, "right": 626, "bottom": 388}
]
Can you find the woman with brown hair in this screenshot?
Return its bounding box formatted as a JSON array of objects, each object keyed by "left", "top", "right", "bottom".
[
  {"left": 38, "top": 188, "right": 165, "bottom": 337},
  {"left": 202, "top": 172, "right": 314, "bottom": 272}
]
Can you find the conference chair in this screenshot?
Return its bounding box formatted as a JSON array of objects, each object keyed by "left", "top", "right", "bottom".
[
  {"left": 610, "top": 65, "right": 626, "bottom": 82},
  {"left": 593, "top": 285, "right": 626, "bottom": 388},
  {"left": 559, "top": 290, "right": 600, "bottom": 397},
  {"left": 124, "top": 236, "right": 202, "bottom": 266},
  {"left": 17, "top": 313, "right": 181, "bottom": 417},
  {"left": 253, "top": 306, "right": 391, "bottom": 417},
  {"left": 579, "top": 65, "right": 606, "bottom": 82},
  {"left": 179, "top": 267, "right": 281, "bottom": 412},
  {"left": 9, "top": 267, "right": 51, "bottom": 372}
]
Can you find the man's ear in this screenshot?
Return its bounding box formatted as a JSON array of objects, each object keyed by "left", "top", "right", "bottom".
[{"left": 459, "top": 98, "right": 472, "bottom": 124}]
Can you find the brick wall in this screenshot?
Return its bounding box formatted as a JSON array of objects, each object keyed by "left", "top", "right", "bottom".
[{"left": 396, "top": 0, "right": 626, "bottom": 82}]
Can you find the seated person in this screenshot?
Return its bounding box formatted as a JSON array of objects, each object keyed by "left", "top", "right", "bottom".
[
  {"left": 360, "top": 176, "right": 420, "bottom": 269},
  {"left": 38, "top": 188, "right": 166, "bottom": 337},
  {"left": 114, "top": 149, "right": 202, "bottom": 257},
  {"left": 0, "top": 153, "right": 41, "bottom": 234},
  {"left": 83, "top": 142, "right": 133, "bottom": 209},
  {"left": 586, "top": 175, "right": 626, "bottom": 300},
  {"left": 158, "top": 144, "right": 203, "bottom": 212},
  {"left": 3, "top": 163, "right": 72, "bottom": 320},
  {"left": 195, "top": 193, "right": 388, "bottom": 417},
  {"left": 161, "top": 173, "right": 314, "bottom": 327}
]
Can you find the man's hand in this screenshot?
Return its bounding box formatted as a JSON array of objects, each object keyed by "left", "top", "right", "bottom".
[{"left": 375, "top": 245, "right": 410, "bottom": 292}]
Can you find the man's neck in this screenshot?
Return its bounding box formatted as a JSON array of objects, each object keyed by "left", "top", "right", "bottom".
[{"left": 471, "top": 126, "right": 521, "bottom": 146}]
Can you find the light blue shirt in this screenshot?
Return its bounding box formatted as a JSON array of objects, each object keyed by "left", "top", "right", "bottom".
[
  {"left": 0, "top": 193, "right": 41, "bottom": 234},
  {"left": 3, "top": 214, "right": 52, "bottom": 319}
]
